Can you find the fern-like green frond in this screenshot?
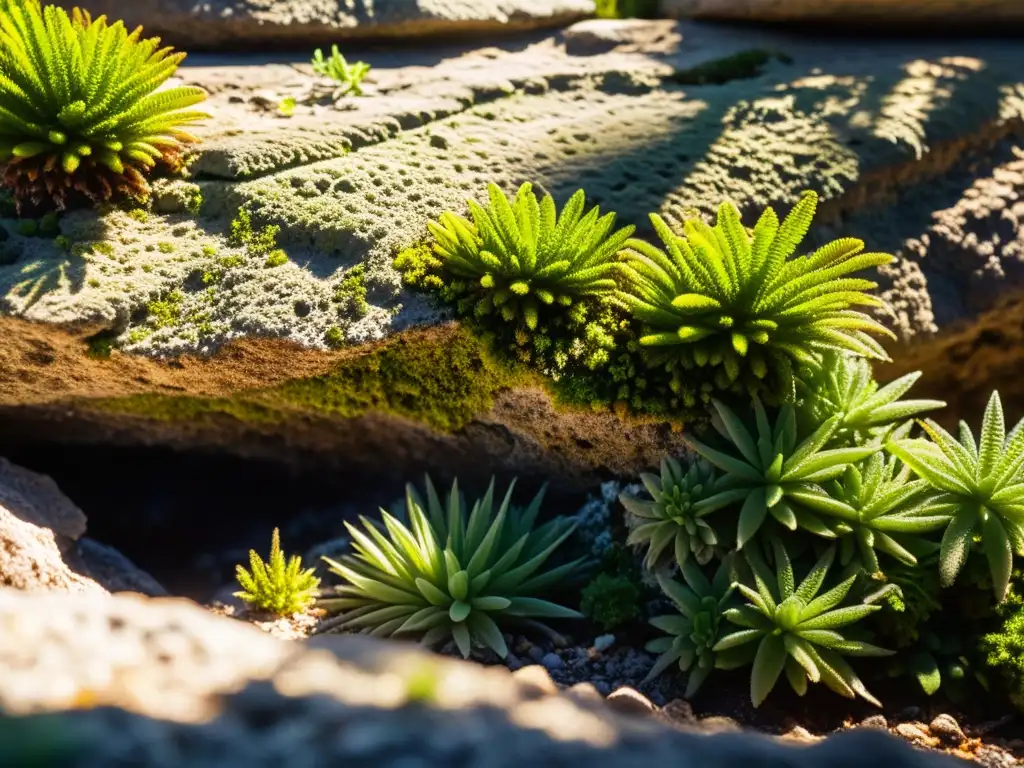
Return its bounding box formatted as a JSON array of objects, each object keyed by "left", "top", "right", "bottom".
[
  {"left": 315, "top": 475, "right": 586, "bottom": 658},
  {"left": 0, "top": 2, "right": 209, "bottom": 210}
]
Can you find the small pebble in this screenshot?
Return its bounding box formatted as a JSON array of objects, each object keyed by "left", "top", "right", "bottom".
[
  {"left": 895, "top": 722, "right": 941, "bottom": 748},
  {"left": 565, "top": 682, "right": 603, "bottom": 704},
  {"left": 541, "top": 652, "right": 564, "bottom": 672},
  {"left": 780, "top": 725, "right": 821, "bottom": 743},
  {"left": 857, "top": 714, "right": 888, "bottom": 730},
  {"left": 605, "top": 686, "right": 655, "bottom": 717},
  {"left": 504, "top": 652, "right": 524, "bottom": 671},
  {"left": 593, "top": 634, "right": 615, "bottom": 653},
  {"left": 526, "top": 645, "right": 545, "bottom": 664},
  {"left": 658, "top": 698, "right": 695, "bottom": 726},
  {"left": 929, "top": 713, "right": 965, "bottom": 743}
]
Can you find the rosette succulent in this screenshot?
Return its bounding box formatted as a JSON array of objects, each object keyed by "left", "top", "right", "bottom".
[
  {"left": 796, "top": 350, "right": 945, "bottom": 446},
  {"left": 0, "top": 3, "right": 208, "bottom": 211},
  {"left": 644, "top": 556, "right": 741, "bottom": 696},
  {"left": 687, "top": 397, "right": 880, "bottom": 548},
  {"left": 422, "top": 182, "right": 635, "bottom": 330},
  {"left": 620, "top": 456, "right": 744, "bottom": 569},
  {"left": 823, "top": 452, "right": 951, "bottom": 575},
  {"left": 715, "top": 544, "right": 893, "bottom": 706},
  {"left": 316, "top": 476, "right": 586, "bottom": 658},
  {"left": 888, "top": 390, "right": 1024, "bottom": 601},
  {"left": 614, "top": 191, "right": 895, "bottom": 400}
]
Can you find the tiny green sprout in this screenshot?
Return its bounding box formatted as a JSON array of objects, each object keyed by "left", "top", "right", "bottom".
[
  {"left": 234, "top": 527, "right": 321, "bottom": 616},
  {"left": 311, "top": 45, "right": 371, "bottom": 97},
  {"left": 278, "top": 96, "right": 297, "bottom": 117}
]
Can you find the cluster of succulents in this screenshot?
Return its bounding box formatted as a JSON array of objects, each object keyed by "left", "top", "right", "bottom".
[{"left": 0, "top": 1, "right": 208, "bottom": 211}]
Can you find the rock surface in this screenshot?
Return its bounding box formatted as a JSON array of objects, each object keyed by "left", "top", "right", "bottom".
[
  {"left": 0, "top": 457, "right": 163, "bottom": 595},
  {"left": 660, "top": 0, "right": 1024, "bottom": 28},
  {"left": 58, "top": 0, "right": 596, "bottom": 49},
  {"left": 2, "top": 20, "right": 1024, "bottom": 470},
  {"left": 0, "top": 587, "right": 961, "bottom": 767}
]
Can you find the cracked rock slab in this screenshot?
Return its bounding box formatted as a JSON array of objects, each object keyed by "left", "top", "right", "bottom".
[{"left": 56, "top": 0, "right": 596, "bottom": 49}]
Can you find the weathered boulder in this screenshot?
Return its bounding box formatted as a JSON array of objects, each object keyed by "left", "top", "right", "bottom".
[
  {"left": 57, "top": 0, "right": 596, "bottom": 50},
  {"left": 0, "top": 588, "right": 960, "bottom": 766},
  {"left": 0, "top": 457, "right": 164, "bottom": 595},
  {"left": 2, "top": 21, "right": 1024, "bottom": 479},
  {"left": 660, "top": 0, "right": 1024, "bottom": 29}
]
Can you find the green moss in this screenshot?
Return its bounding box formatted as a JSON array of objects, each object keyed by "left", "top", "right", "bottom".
[
  {"left": 92, "top": 241, "right": 115, "bottom": 256},
  {"left": 157, "top": 241, "right": 175, "bottom": 254},
  {"left": 264, "top": 249, "right": 288, "bottom": 268},
  {"left": 86, "top": 325, "right": 532, "bottom": 434},
  {"left": 147, "top": 289, "right": 185, "bottom": 329},
  {"left": 202, "top": 244, "right": 218, "bottom": 257},
  {"left": 580, "top": 573, "right": 643, "bottom": 631},
  {"left": 668, "top": 50, "right": 792, "bottom": 86},
  {"left": 54, "top": 235, "right": 70, "bottom": 251},
  {"left": 334, "top": 264, "right": 368, "bottom": 318},
  {"left": 229, "top": 207, "right": 280, "bottom": 257},
  {"left": 16, "top": 219, "right": 37, "bottom": 236},
  {"left": 325, "top": 326, "right": 344, "bottom": 348},
  {"left": 127, "top": 208, "right": 149, "bottom": 223}
]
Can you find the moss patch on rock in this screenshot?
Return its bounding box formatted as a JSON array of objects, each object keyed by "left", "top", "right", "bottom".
[{"left": 86, "top": 325, "right": 533, "bottom": 434}]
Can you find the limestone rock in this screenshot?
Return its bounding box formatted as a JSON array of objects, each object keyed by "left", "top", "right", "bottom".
[
  {"left": 0, "top": 588, "right": 961, "bottom": 766},
  {"left": 660, "top": 0, "right": 1024, "bottom": 28},
  {"left": 58, "top": 0, "right": 596, "bottom": 50},
  {"left": 0, "top": 459, "right": 100, "bottom": 594},
  {"left": 563, "top": 18, "right": 682, "bottom": 56}
]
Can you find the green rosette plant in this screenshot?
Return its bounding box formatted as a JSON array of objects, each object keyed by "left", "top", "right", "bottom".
[
  {"left": 889, "top": 390, "right": 1024, "bottom": 601},
  {"left": 687, "top": 397, "right": 880, "bottom": 548},
  {"left": 614, "top": 191, "right": 895, "bottom": 402},
  {"left": 0, "top": 4, "right": 208, "bottom": 211},
  {"left": 643, "top": 556, "right": 744, "bottom": 697},
  {"left": 796, "top": 350, "right": 945, "bottom": 447},
  {"left": 823, "top": 452, "right": 952, "bottom": 576},
  {"left": 620, "top": 456, "right": 744, "bottom": 570},
  {"left": 316, "top": 476, "right": 586, "bottom": 658},
  {"left": 715, "top": 544, "right": 893, "bottom": 706}
]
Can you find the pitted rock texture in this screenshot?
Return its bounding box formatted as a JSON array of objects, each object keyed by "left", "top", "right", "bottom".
[
  {"left": 0, "top": 588, "right": 959, "bottom": 767},
  {"left": 3, "top": 23, "right": 1023, "bottom": 360},
  {"left": 56, "top": 0, "right": 596, "bottom": 49},
  {"left": 661, "top": 0, "right": 1024, "bottom": 27}
]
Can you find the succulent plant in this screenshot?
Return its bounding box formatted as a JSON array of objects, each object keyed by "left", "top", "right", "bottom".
[
  {"left": 234, "top": 528, "right": 321, "bottom": 616},
  {"left": 316, "top": 476, "right": 586, "bottom": 658},
  {"left": 888, "top": 390, "right": 1024, "bottom": 601},
  {"left": 823, "top": 452, "right": 952, "bottom": 575},
  {"left": 423, "top": 182, "right": 634, "bottom": 331},
  {"left": 614, "top": 191, "right": 895, "bottom": 401},
  {"left": 311, "top": 44, "right": 370, "bottom": 97},
  {"left": 620, "top": 456, "right": 744, "bottom": 570},
  {"left": 796, "top": 351, "right": 945, "bottom": 447},
  {"left": 715, "top": 544, "right": 893, "bottom": 706},
  {"left": 687, "top": 397, "right": 880, "bottom": 549},
  {"left": 0, "top": 4, "right": 208, "bottom": 211},
  {"left": 644, "top": 556, "right": 743, "bottom": 696}
]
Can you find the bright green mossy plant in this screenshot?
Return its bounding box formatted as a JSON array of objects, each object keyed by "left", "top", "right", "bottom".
[
  {"left": 716, "top": 544, "right": 893, "bottom": 707},
  {"left": 397, "top": 182, "right": 634, "bottom": 373},
  {"left": 0, "top": 4, "right": 208, "bottom": 211},
  {"left": 888, "top": 391, "right": 1024, "bottom": 602},
  {"left": 235, "top": 528, "right": 321, "bottom": 615},
  {"left": 614, "top": 191, "right": 895, "bottom": 405},
  {"left": 316, "top": 476, "right": 586, "bottom": 658}
]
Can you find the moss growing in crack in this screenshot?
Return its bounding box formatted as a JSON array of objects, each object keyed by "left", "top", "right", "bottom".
[
  {"left": 265, "top": 249, "right": 288, "bottom": 268},
  {"left": 334, "top": 264, "right": 369, "bottom": 318},
  {"left": 230, "top": 208, "right": 280, "bottom": 258},
  {"left": 87, "top": 326, "right": 532, "bottom": 434},
  {"left": 147, "top": 290, "right": 185, "bottom": 329},
  {"left": 668, "top": 50, "right": 792, "bottom": 86}
]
